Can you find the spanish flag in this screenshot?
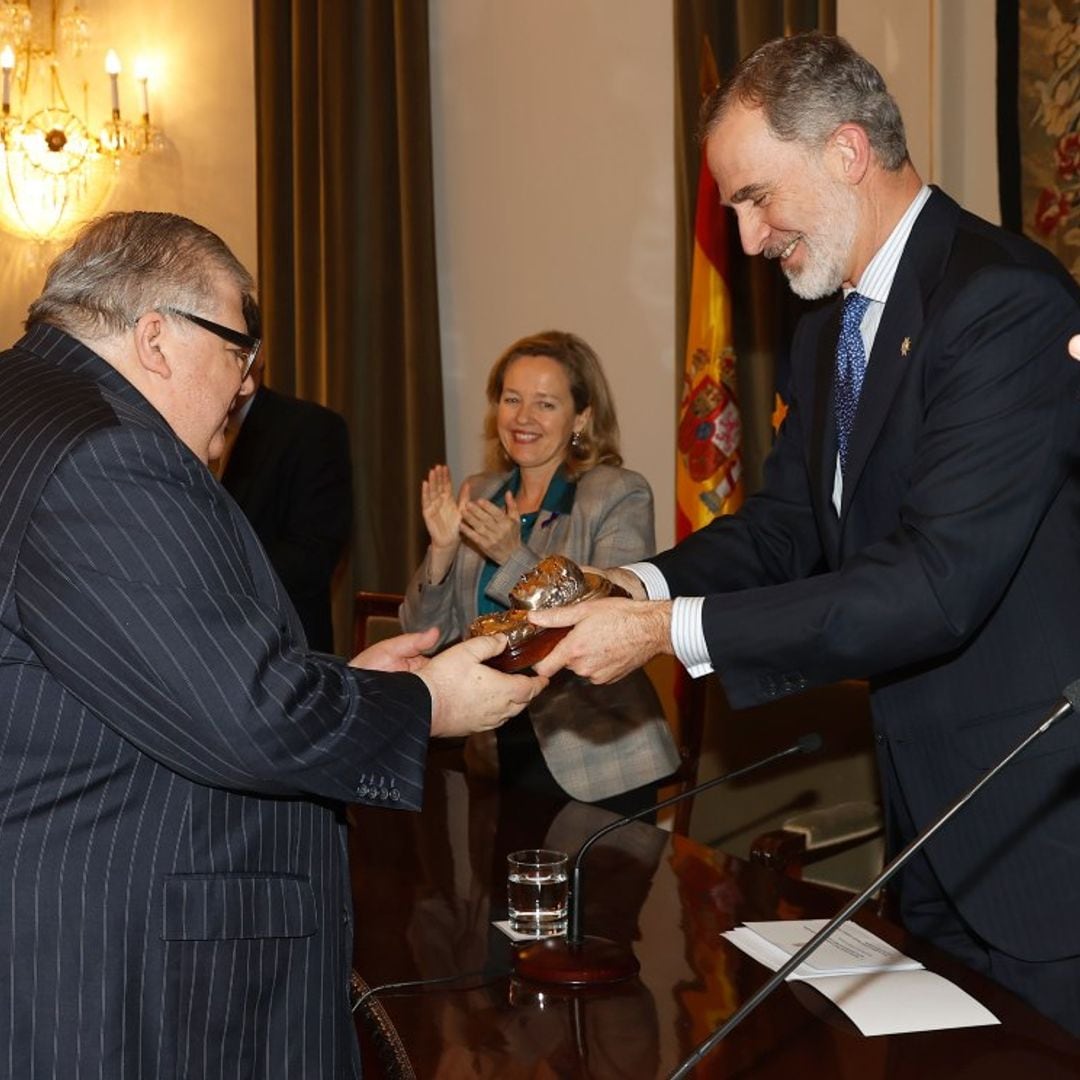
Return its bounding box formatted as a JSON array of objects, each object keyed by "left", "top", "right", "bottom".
[{"left": 676, "top": 41, "right": 742, "bottom": 541}]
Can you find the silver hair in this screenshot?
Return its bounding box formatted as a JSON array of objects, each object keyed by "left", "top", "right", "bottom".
[
  {"left": 26, "top": 211, "right": 254, "bottom": 338},
  {"left": 700, "top": 32, "right": 909, "bottom": 171}
]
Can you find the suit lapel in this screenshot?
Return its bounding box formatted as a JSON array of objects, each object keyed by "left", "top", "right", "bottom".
[
  {"left": 808, "top": 305, "right": 842, "bottom": 562},
  {"left": 839, "top": 268, "right": 924, "bottom": 516},
  {"left": 839, "top": 188, "right": 959, "bottom": 520},
  {"left": 526, "top": 509, "right": 569, "bottom": 552}
]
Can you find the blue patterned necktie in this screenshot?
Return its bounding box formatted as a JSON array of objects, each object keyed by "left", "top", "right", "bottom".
[{"left": 834, "top": 290, "right": 872, "bottom": 476}]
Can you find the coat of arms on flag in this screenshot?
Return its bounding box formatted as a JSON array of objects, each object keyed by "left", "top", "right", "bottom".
[{"left": 678, "top": 348, "right": 741, "bottom": 515}]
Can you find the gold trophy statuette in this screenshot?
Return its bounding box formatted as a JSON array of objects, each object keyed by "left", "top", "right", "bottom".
[{"left": 467, "top": 555, "right": 626, "bottom": 672}]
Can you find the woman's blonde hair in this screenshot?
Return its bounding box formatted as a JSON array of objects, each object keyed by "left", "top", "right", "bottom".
[{"left": 483, "top": 330, "right": 622, "bottom": 478}]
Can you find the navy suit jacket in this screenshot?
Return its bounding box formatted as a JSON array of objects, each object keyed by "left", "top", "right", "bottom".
[
  {"left": 652, "top": 189, "right": 1080, "bottom": 960},
  {"left": 222, "top": 386, "right": 353, "bottom": 653},
  {"left": 0, "top": 325, "right": 429, "bottom": 1078}
]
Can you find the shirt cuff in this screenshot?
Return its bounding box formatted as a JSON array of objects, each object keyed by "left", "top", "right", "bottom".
[
  {"left": 671, "top": 596, "right": 713, "bottom": 677},
  {"left": 623, "top": 561, "right": 670, "bottom": 600}
]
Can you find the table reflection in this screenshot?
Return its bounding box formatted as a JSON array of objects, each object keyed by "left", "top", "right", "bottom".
[{"left": 349, "top": 756, "right": 1080, "bottom": 1078}]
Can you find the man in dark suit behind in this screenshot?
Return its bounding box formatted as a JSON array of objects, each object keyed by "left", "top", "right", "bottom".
[
  {"left": 220, "top": 298, "right": 352, "bottom": 652},
  {"left": 532, "top": 34, "right": 1080, "bottom": 1033},
  {"left": 0, "top": 211, "right": 544, "bottom": 1078}
]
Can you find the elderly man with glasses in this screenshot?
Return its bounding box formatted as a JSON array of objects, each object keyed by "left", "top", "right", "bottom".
[{"left": 0, "top": 210, "right": 545, "bottom": 1079}]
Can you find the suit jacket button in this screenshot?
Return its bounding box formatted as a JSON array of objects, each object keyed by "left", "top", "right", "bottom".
[
  {"left": 389, "top": 789, "right": 401, "bottom": 802},
  {"left": 780, "top": 672, "right": 803, "bottom": 692},
  {"left": 356, "top": 784, "right": 369, "bottom": 798}
]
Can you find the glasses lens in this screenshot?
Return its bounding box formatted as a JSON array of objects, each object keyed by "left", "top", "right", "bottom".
[{"left": 240, "top": 341, "right": 261, "bottom": 380}]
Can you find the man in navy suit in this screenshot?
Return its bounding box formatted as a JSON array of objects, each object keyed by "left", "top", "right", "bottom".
[
  {"left": 0, "top": 211, "right": 544, "bottom": 1078},
  {"left": 219, "top": 297, "right": 353, "bottom": 652},
  {"left": 534, "top": 34, "right": 1080, "bottom": 1032}
]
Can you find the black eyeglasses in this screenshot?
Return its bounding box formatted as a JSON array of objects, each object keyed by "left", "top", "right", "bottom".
[{"left": 164, "top": 308, "right": 261, "bottom": 380}]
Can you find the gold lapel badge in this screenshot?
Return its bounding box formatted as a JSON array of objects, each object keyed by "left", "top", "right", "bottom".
[{"left": 900, "top": 336, "right": 911, "bottom": 357}]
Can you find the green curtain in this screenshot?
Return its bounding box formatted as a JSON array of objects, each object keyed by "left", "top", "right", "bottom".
[
  {"left": 253, "top": 0, "right": 444, "bottom": 642},
  {"left": 673, "top": 0, "right": 835, "bottom": 492}
]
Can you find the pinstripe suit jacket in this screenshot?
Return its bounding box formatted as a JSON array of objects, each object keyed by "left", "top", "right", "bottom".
[
  {"left": 401, "top": 465, "right": 679, "bottom": 801},
  {"left": 0, "top": 325, "right": 430, "bottom": 1078}
]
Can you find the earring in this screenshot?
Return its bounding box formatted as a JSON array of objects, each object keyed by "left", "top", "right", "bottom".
[{"left": 571, "top": 431, "right": 584, "bottom": 451}]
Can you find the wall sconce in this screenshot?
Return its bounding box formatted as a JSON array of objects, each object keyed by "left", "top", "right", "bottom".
[{"left": 0, "top": 1, "right": 162, "bottom": 243}]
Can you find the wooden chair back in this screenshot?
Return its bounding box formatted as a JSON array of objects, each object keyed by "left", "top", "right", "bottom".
[{"left": 353, "top": 590, "right": 405, "bottom": 654}]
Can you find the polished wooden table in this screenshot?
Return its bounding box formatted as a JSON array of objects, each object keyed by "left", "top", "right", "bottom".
[{"left": 349, "top": 752, "right": 1080, "bottom": 1078}]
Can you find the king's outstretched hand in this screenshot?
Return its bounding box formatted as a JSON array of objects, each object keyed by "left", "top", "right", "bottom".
[{"left": 529, "top": 598, "right": 674, "bottom": 684}]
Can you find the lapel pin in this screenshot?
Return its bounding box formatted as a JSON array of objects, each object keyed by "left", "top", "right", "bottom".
[{"left": 900, "top": 337, "right": 911, "bottom": 357}]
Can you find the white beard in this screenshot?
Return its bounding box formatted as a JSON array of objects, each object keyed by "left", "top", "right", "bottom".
[{"left": 782, "top": 181, "right": 859, "bottom": 301}]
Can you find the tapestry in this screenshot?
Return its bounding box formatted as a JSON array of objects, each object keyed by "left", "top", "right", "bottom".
[{"left": 999, "top": 0, "right": 1080, "bottom": 281}]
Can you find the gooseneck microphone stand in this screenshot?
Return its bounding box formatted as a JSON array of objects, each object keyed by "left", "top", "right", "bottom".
[
  {"left": 669, "top": 682, "right": 1080, "bottom": 1079},
  {"left": 514, "top": 733, "right": 823, "bottom": 986}
]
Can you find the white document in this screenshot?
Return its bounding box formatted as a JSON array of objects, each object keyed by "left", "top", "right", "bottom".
[
  {"left": 723, "top": 919, "right": 999, "bottom": 1036},
  {"left": 734, "top": 919, "right": 922, "bottom": 977}
]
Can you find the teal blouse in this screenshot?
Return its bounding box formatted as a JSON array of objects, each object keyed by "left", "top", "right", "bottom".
[{"left": 476, "top": 466, "right": 577, "bottom": 615}]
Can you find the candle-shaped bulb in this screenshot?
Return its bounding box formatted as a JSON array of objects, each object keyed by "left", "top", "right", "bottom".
[
  {"left": 105, "top": 49, "right": 121, "bottom": 118},
  {"left": 134, "top": 58, "right": 150, "bottom": 123},
  {"left": 1, "top": 46, "right": 13, "bottom": 115}
]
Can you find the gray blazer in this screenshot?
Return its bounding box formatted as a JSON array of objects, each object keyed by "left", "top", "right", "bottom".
[{"left": 402, "top": 464, "right": 679, "bottom": 801}]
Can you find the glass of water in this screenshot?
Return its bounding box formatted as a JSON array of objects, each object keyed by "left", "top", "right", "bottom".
[{"left": 507, "top": 849, "right": 568, "bottom": 937}]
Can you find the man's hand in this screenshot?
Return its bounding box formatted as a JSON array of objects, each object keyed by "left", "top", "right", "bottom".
[
  {"left": 529, "top": 598, "right": 673, "bottom": 683},
  {"left": 418, "top": 634, "right": 547, "bottom": 737},
  {"left": 349, "top": 628, "right": 439, "bottom": 673},
  {"left": 595, "top": 566, "right": 647, "bottom": 600},
  {"left": 1070, "top": 334, "right": 1080, "bottom": 362}
]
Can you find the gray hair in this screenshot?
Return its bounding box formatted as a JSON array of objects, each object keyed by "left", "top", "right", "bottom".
[
  {"left": 26, "top": 211, "right": 254, "bottom": 338},
  {"left": 700, "top": 32, "right": 909, "bottom": 171}
]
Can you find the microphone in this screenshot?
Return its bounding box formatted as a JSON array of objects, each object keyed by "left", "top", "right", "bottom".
[
  {"left": 668, "top": 679, "right": 1080, "bottom": 1079},
  {"left": 512, "top": 732, "right": 823, "bottom": 986}
]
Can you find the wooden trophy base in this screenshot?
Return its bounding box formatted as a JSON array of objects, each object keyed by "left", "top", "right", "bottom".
[
  {"left": 485, "top": 625, "right": 571, "bottom": 673},
  {"left": 513, "top": 934, "right": 640, "bottom": 985}
]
